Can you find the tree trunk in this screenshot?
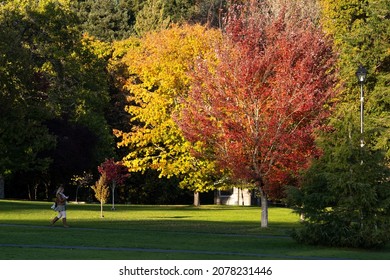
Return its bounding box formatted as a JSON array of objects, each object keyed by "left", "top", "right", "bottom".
[
  {"left": 44, "top": 182, "right": 49, "bottom": 200},
  {"left": 260, "top": 189, "right": 268, "bottom": 228},
  {"left": 111, "top": 181, "right": 116, "bottom": 210},
  {"left": 75, "top": 186, "right": 80, "bottom": 203},
  {"left": 27, "top": 185, "right": 32, "bottom": 201},
  {"left": 100, "top": 201, "right": 104, "bottom": 218},
  {"left": 0, "top": 175, "right": 4, "bottom": 199},
  {"left": 214, "top": 190, "right": 221, "bottom": 205},
  {"left": 34, "top": 184, "right": 38, "bottom": 200},
  {"left": 193, "top": 191, "right": 200, "bottom": 206}
]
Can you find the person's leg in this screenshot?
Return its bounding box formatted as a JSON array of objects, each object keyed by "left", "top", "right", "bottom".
[
  {"left": 61, "top": 211, "right": 69, "bottom": 227},
  {"left": 50, "top": 216, "right": 59, "bottom": 225},
  {"left": 51, "top": 212, "right": 62, "bottom": 225}
]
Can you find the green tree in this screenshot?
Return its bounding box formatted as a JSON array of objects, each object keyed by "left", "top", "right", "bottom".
[
  {"left": 16, "top": 1, "right": 114, "bottom": 164},
  {"left": 186, "top": 0, "right": 226, "bottom": 27},
  {"left": 134, "top": 0, "right": 228, "bottom": 36},
  {"left": 71, "top": 171, "right": 93, "bottom": 203},
  {"left": 320, "top": 0, "right": 390, "bottom": 157},
  {"left": 0, "top": 1, "right": 56, "bottom": 197},
  {"left": 134, "top": 0, "right": 171, "bottom": 36},
  {"left": 73, "top": 0, "right": 136, "bottom": 41},
  {"left": 1, "top": 0, "right": 114, "bottom": 197},
  {"left": 288, "top": 115, "right": 390, "bottom": 248},
  {"left": 289, "top": 0, "right": 390, "bottom": 248}
]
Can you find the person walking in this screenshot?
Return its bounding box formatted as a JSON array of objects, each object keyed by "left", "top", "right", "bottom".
[{"left": 51, "top": 186, "right": 69, "bottom": 227}]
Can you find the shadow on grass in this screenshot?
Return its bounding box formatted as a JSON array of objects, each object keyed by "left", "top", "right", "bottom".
[
  {"left": 0, "top": 199, "right": 299, "bottom": 235},
  {"left": 1, "top": 221, "right": 389, "bottom": 260},
  {"left": 1, "top": 200, "right": 390, "bottom": 260}
]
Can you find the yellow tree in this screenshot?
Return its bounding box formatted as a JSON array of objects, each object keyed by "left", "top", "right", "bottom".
[
  {"left": 91, "top": 173, "right": 110, "bottom": 218},
  {"left": 113, "top": 24, "right": 222, "bottom": 205}
]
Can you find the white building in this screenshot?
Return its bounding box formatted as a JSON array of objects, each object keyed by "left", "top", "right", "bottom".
[{"left": 214, "top": 188, "right": 252, "bottom": 206}]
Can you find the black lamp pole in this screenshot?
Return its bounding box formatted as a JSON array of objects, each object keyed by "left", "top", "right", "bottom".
[{"left": 356, "top": 65, "right": 367, "bottom": 148}]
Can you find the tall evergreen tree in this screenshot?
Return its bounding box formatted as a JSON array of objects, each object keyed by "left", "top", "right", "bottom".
[
  {"left": 134, "top": 0, "right": 171, "bottom": 36},
  {"left": 287, "top": 0, "right": 390, "bottom": 248},
  {"left": 134, "top": 0, "right": 228, "bottom": 36},
  {"left": 320, "top": 0, "right": 390, "bottom": 157},
  {"left": 73, "top": 0, "right": 136, "bottom": 41},
  {"left": 288, "top": 115, "right": 390, "bottom": 248}
]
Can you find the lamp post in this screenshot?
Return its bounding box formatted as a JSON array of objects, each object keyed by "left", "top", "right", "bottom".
[{"left": 356, "top": 65, "right": 367, "bottom": 148}]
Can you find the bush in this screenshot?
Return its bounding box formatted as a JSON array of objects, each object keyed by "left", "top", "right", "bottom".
[{"left": 287, "top": 128, "right": 390, "bottom": 249}]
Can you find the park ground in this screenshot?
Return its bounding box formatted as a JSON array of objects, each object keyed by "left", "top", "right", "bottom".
[{"left": 0, "top": 200, "right": 389, "bottom": 260}]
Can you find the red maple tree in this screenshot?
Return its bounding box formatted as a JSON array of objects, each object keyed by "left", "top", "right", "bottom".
[
  {"left": 98, "top": 158, "right": 129, "bottom": 210},
  {"left": 177, "top": 2, "right": 336, "bottom": 227}
]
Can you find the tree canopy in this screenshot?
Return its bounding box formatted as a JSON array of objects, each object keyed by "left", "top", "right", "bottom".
[
  {"left": 0, "top": 0, "right": 113, "bottom": 197},
  {"left": 286, "top": 0, "right": 390, "bottom": 248},
  {"left": 177, "top": 1, "right": 336, "bottom": 226},
  {"left": 0, "top": 0, "right": 388, "bottom": 245},
  {"left": 320, "top": 0, "right": 390, "bottom": 157},
  {"left": 113, "top": 24, "right": 223, "bottom": 198}
]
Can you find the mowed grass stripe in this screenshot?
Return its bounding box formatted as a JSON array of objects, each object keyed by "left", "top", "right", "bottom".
[{"left": 1, "top": 200, "right": 389, "bottom": 260}]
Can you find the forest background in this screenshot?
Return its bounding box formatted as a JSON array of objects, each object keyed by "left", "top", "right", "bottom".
[{"left": 0, "top": 0, "right": 389, "bottom": 214}]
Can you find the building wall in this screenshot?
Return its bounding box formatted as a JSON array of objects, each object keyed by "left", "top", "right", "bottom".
[{"left": 214, "top": 188, "right": 252, "bottom": 206}]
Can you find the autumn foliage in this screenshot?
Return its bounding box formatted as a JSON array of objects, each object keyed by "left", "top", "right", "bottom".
[
  {"left": 176, "top": 2, "right": 336, "bottom": 226},
  {"left": 113, "top": 24, "right": 223, "bottom": 197},
  {"left": 98, "top": 158, "right": 129, "bottom": 186},
  {"left": 91, "top": 172, "right": 110, "bottom": 218},
  {"left": 97, "top": 158, "right": 129, "bottom": 209}
]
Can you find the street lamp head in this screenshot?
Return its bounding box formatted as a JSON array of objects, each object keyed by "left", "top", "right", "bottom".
[{"left": 356, "top": 65, "right": 367, "bottom": 84}]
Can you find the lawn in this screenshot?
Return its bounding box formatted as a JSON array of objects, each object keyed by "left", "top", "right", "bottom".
[{"left": 0, "top": 200, "right": 389, "bottom": 260}]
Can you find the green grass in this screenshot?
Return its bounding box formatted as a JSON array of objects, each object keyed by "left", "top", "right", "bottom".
[{"left": 0, "top": 200, "right": 389, "bottom": 260}]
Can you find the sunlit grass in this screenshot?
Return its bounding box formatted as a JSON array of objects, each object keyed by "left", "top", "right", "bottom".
[{"left": 0, "top": 200, "right": 389, "bottom": 260}]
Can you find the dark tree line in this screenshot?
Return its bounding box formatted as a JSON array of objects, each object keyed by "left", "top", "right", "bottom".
[{"left": 1, "top": 0, "right": 225, "bottom": 202}]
